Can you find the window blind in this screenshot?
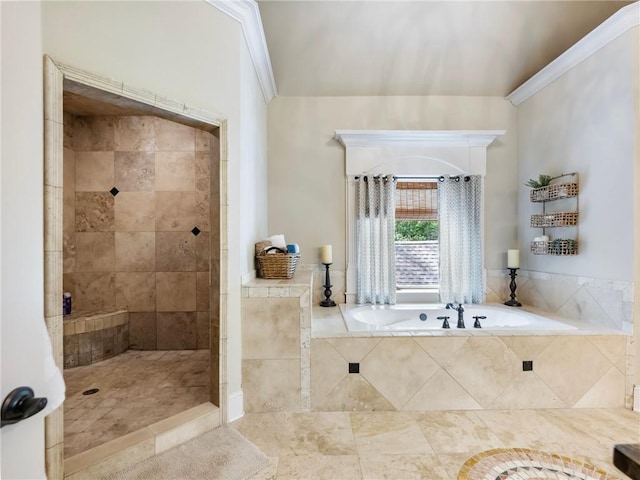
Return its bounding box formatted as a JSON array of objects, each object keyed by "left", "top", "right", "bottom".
[{"left": 395, "top": 182, "right": 438, "bottom": 220}]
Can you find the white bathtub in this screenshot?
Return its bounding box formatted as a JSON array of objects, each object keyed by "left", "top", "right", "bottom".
[{"left": 340, "top": 303, "right": 577, "bottom": 332}]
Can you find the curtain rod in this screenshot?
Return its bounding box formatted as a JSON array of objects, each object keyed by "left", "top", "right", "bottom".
[{"left": 354, "top": 175, "right": 471, "bottom": 182}]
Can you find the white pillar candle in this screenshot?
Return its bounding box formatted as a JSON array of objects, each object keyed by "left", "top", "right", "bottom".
[
  {"left": 507, "top": 249, "right": 520, "bottom": 269},
  {"left": 321, "top": 245, "right": 332, "bottom": 264}
]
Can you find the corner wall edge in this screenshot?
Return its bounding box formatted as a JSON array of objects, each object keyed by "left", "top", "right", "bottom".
[
  {"left": 206, "top": 0, "right": 277, "bottom": 103},
  {"left": 506, "top": 2, "right": 639, "bottom": 106}
]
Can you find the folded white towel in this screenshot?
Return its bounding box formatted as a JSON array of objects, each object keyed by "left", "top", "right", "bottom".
[
  {"left": 41, "top": 321, "right": 65, "bottom": 416},
  {"left": 267, "top": 234, "right": 287, "bottom": 250}
]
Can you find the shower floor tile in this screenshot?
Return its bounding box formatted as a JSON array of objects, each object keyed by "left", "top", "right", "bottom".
[{"left": 63, "top": 349, "right": 210, "bottom": 458}]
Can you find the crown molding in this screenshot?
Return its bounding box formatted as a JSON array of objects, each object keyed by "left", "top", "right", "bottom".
[
  {"left": 206, "top": 0, "right": 277, "bottom": 103},
  {"left": 334, "top": 130, "right": 506, "bottom": 148},
  {"left": 507, "top": 2, "right": 639, "bottom": 106}
]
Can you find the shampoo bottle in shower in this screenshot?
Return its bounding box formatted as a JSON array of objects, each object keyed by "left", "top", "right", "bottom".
[{"left": 63, "top": 292, "right": 72, "bottom": 316}]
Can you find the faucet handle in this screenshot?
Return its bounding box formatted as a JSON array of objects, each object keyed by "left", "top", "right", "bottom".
[
  {"left": 473, "top": 315, "right": 486, "bottom": 328},
  {"left": 437, "top": 316, "right": 450, "bottom": 329}
]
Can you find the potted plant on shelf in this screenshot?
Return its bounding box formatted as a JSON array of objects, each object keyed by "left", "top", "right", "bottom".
[{"left": 526, "top": 174, "right": 552, "bottom": 201}]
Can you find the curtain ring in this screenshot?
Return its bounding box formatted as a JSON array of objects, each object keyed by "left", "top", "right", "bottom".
[
  {"left": 464, "top": 176, "right": 471, "bottom": 182},
  {"left": 454, "top": 176, "right": 460, "bottom": 182},
  {"left": 438, "top": 176, "right": 445, "bottom": 182}
]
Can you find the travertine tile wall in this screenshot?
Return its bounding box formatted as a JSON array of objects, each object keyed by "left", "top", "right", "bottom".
[
  {"left": 62, "top": 310, "right": 129, "bottom": 368},
  {"left": 241, "top": 272, "right": 313, "bottom": 412},
  {"left": 44, "top": 60, "right": 65, "bottom": 479},
  {"left": 486, "top": 270, "right": 633, "bottom": 332},
  {"left": 62, "top": 113, "right": 218, "bottom": 350},
  {"left": 311, "top": 334, "right": 626, "bottom": 411},
  {"left": 486, "top": 269, "right": 635, "bottom": 408},
  {"left": 297, "top": 265, "right": 345, "bottom": 305}
]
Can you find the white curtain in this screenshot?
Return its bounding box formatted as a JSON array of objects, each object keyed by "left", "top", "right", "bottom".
[
  {"left": 438, "top": 175, "right": 483, "bottom": 304},
  {"left": 356, "top": 175, "right": 396, "bottom": 305}
]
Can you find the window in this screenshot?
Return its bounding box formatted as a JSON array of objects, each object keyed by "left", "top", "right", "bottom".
[
  {"left": 336, "top": 129, "right": 504, "bottom": 304},
  {"left": 394, "top": 181, "right": 439, "bottom": 291}
]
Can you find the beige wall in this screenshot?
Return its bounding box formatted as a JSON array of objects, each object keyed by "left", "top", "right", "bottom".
[
  {"left": 233, "top": 29, "right": 270, "bottom": 408},
  {"left": 240, "top": 44, "right": 269, "bottom": 272},
  {"left": 267, "top": 96, "right": 518, "bottom": 270},
  {"left": 40, "top": 1, "right": 268, "bottom": 413},
  {"left": 517, "top": 28, "right": 637, "bottom": 281}
]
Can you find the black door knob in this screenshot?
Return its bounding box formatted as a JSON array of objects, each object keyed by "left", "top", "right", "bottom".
[{"left": 1, "top": 387, "right": 48, "bottom": 428}]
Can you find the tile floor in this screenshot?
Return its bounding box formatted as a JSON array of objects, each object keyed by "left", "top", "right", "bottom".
[
  {"left": 62, "top": 350, "right": 639, "bottom": 479},
  {"left": 63, "top": 349, "right": 210, "bottom": 458},
  {"left": 232, "top": 408, "right": 640, "bottom": 480}
]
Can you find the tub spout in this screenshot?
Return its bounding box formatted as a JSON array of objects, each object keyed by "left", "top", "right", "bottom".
[{"left": 447, "top": 303, "right": 465, "bottom": 328}]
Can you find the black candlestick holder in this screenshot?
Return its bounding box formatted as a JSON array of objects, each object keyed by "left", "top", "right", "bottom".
[
  {"left": 504, "top": 268, "right": 522, "bottom": 307},
  {"left": 320, "top": 263, "right": 337, "bottom": 307}
]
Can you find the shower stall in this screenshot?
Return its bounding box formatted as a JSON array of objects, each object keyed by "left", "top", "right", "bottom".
[{"left": 58, "top": 85, "right": 221, "bottom": 457}]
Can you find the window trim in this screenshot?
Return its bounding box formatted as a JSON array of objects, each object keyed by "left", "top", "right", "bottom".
[{"left": 336, "top": 130, "right": 505, "bottom": 304}]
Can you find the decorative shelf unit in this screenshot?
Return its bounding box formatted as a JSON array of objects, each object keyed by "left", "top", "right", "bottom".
[
  {"left": 530, "top": 212, "right": 578, "bottom": 228},
  {"left": 529, "top": 174, "right": 579, "bottom": 255},
  {"left": 529, "top": 182, "right": 579, "bottom": 202}
]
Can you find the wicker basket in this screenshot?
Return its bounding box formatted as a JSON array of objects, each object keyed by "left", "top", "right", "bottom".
[
  {"left": 530, "top": 183, "right": 578, "bottom": 202},
  {"left": 530, "top": 241, "right": 549, "bottom": 255},
  {"left": 530, "top": 240, "right": 578, "bottom": 255},
  {"left": 548, "top": 239, "right": 578, "bottom": 255},
  {"left": 256, "top": 246, "right": 300, "bottom": 279},
  {"left": 530, "top": 212, "right": 578, "bottom": 228}
]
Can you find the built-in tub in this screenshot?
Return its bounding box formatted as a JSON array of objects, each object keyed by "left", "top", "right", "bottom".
[
  {"left": 63, "top": 310, "right": 129, "bottom": 368},
  {"left": 311, "top": 303, "right": 629, "bottom": 411},
  {"left": 341, "top": 303, "right": 577, "bottom": 332}
]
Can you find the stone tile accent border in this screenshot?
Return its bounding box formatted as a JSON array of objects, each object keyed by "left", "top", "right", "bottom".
[{"left": 458, "top": 448, "right": 620, "bottom": 480}]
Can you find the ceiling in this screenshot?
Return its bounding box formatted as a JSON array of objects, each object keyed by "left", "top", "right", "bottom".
[
  {"left": 63, "top": 79, "right": 218, "bottom": 132},
  {"left": 257, "top": 0, "right": 633, "bottom": 97}
]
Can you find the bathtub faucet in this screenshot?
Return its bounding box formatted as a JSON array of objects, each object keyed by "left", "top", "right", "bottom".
[{"left": 446, "top": 303, "right": 465, "bottom": 328}]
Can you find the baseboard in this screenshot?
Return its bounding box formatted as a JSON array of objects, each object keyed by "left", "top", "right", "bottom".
[{"left": 227, "top": 390, "right": 244, "bottom": 422}]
